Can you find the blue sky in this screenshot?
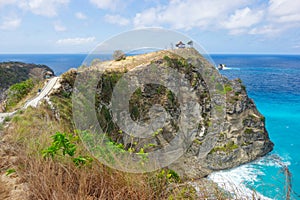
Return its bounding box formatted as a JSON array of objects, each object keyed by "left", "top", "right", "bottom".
[{"left": 0, "top": 0, "right": 300, "bottom": 54}]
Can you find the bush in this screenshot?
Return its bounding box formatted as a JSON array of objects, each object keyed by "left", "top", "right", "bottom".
[
  {"left": 42, "top": 132, "right": 93, "bottom": 167},
  {"left": 113, "top": 50, "right": 126, "bottom": 61},
  {"left": 6, "top": 78, "right": 35, "bottom": 109},
  {"left": 224, "top": 84, "right": 233, "bottom": 93}
]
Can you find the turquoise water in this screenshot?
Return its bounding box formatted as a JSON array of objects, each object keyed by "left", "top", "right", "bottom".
[
  {"left": 212, "top": 54, "right": 300, "bottom": 199},
  {"left": 1, "top": 53, "right": 299, "bottom": 199}
]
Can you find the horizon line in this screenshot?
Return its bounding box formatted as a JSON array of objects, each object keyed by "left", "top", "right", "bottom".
[{"left": 0, "top": 51, "right": 300, "bottom": 55}]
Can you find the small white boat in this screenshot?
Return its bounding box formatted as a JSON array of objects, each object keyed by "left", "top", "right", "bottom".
[{"left": 218, "top": 64, "right": 226, "bottom": 70}]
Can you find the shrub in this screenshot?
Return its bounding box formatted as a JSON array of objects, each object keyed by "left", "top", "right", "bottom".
[
  {"left": 42, "top": 132, "right": 93, "bottom": 167},
  {"left": 113, "top": 50, "right": 126, "bottom": 61},
  {"left": 210, "top": 141, "right": 238, "bottom": 154},
  {"left": 224, "top": 84, "right": 233, "bottom": 93},
  {"left": 6, "top": 78, "right": 35, "bottom": 109},
  {"left": 244, "top": 128, "right": 253, "bottom": 134}
]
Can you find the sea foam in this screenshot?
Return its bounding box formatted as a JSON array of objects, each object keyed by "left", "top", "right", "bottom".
[{"left": 208, "top": 154, "right": 290, "bottom": 200}]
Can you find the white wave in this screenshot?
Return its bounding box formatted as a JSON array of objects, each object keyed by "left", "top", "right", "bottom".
[
  {"left": 222, "top": 67, "right": 240, "bottom": 70},
  {"left": 208, "top": 164, "right": 271, "bottom": 200},
  {"left": 256, "top": 154, "right": 291, "bottom": 167},
  {"left": 208, "top": 154, "right": 291, "bottom": 200}
]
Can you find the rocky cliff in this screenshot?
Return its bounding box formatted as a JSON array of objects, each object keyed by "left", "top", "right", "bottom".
[
  {"left": 52, "top": 48, "right": 273, "bottom": 179},
  {"left": 0, "top": 62, "right": 54, "bottom": 111}
]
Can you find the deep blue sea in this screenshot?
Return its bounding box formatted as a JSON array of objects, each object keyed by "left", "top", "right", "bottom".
[
  {"left": 1, "top": 53, "right": 299, "bottom": 199},
  {"left": 0, "top": 54, "right": 86, "bottom": 75}
]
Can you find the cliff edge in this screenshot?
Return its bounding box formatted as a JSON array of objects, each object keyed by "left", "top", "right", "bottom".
[{"left": 53, "top": 48, "right": 273, "bottom": 179}]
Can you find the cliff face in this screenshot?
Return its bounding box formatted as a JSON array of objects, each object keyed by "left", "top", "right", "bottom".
[
  {"left": 0, "top": 62, "right": 54, "bottom": 111},
  {"left": 54, "top": 49, "right": 273, "bottom": 179}
]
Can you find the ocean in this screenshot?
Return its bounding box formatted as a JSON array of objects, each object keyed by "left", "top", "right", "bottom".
[
  {"left": 0, "top": 54, "right": 87, "bottom": 75},
  {"left": 1, "top": 53, "right": 299, "bottom": 199},
  {"left": 210, "top": 54, "right": 300, "bottom": 200}
]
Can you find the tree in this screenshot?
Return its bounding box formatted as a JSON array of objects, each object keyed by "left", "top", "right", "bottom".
[
  {"left": 113, "top": 50, "right": 126, "bottom": 61},
  {"left": 91, "top": 58, "right": 101, "bottom": 66},
  {"left": 187, "top": 40, "right": 193, "bottom": 48}
]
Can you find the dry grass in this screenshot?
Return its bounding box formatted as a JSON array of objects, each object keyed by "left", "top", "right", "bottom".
[
  {"left": 1, "top": 76, "right": 230, "bottom": 200},
  {"left": 3, "top": 104, "right": 175, "bottom": 200},
  {"left": 21, "top": 157, "right": 164, "bottom": 200}
]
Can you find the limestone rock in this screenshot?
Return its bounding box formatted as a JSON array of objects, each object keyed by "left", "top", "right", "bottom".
[{"left": 55, "top": 49, "right": 273, "bottom": 179}]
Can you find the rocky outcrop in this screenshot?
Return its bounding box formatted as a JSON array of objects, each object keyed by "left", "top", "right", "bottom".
[
  {"left": 0, "top": 62, "right": 54, "bottom": 111},
  {"left": 53, "top": 49, "right": 273, "bottom": 179}
]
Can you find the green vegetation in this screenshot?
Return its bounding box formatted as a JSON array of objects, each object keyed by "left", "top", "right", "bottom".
[
  {"left": 152, "top": 128, "right": 163, "bottom": 137},
  {"left": 219, "top": 132, "right": 226, "bottom": 139},
  {"left": 157, "top": 169, "right": 180, "bottom": 183},
  {"left": 168, "top": 185, "right": 197, "bottom": 200},
  {"left": 51, "top": 95, "right": 73, "bottom": 128},
  {"left": 224, "top": 84, "right": 233, "bottom": 93},
  {"left": 215, "top": 105, "right": 224, "bottom": 113},
  {"left": 4, "top": 116, "right": 11, "bottom": 123},
  {"left": 244, "top": 128, "right": 254, "bottom": 134},
  {"left": 210, "top": 141, "right": 239, "bottom": 154},
  {"left": 163, "top": 56, "right": 192, "bottom": 73},
  {"left": 5, "top": 168, "right": 16, "bottom": 176},
  {"left": 157, "top": 85, "right": 165, "bottom": 94},
  {"left": 211, "top": 75, "right": 216, "bottom": 82},
  {"left": 241, "top": 84, "right": 246, "bottom": 90},
  {"left": 6, "top": 78, "right": 34, "bottom": 109},
  {"left": 205, "top": 120, "right": 212, "bottom": 127},
  {"left": 100, "top": 71, "right": 123, "bottom": 103},
  {"left": 42, "top": 132, "right": 93, "bottom": 167},
  {"left": 241, "top": 141, "right": 251, "bottom": 146},
  {"left": 193, "top": 139, "right": 203, "bottom": 145},
  {"left": 167, "top": 90, "right": 175, "bottom": 104},
  {"left": 135, "top": 87, "right": 143, "bottom": 98},
  {"left": 98, "top": 105, "right": 115, "bottom": 133},
  {"left": 0, "top": 62, "right": 52, "bottom": 95},
  {"left": 215, "top": 83, "right": 224, "bottom": 93},
  {"left": 0, "top": 54, "right": 261, "bottom": 199}
]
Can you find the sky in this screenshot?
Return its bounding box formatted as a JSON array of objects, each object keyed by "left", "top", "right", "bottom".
[{"left": 0, "top": 0, "right": 300, "bottom": 54}]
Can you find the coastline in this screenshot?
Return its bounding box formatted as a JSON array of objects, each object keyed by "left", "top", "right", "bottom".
[{"left": 208, "top": 153, "right": 292, "bottom": 200}]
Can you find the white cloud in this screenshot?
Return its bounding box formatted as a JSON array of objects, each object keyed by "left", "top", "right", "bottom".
[
  {"left": 0, "top": 16, "right": 21, "bottom": 30},
  {"left": 222, "top": 7, "right": 263, "bottom": 30},
  {"left": 56, "top": 37, "right": 96, "bottom": 45},
  {"left": 249, "top": 25, "right": 281, "bottom": 35},
  {"left": 133, "top": 0, "right": 249, "bottom": 29},
  {"left": 0, "top": 0, "right": 17, "bottom": 8},
  {"left": 105, "top": 14, "right": 129, "bottom": 26},
  {"left": 268, "top": 0, "right": 300, "bottom": 23},
  {"left": 75, "top": 12, "right": 87, "bottom": 20},
  {"left": 134, "top": 7, "right": 160, "bottom": 28},
  {"left": 132, "top": 0, "right": 300, "bottom": 36},
  {"left": 19, "top": 0, "right": 70, "bottom": 17},
  {"left": 90, "top": 0, "right": 119, "bottom": 10},
  {"left": 54, "top": 21, "right": 66, "bottom": 32}
]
